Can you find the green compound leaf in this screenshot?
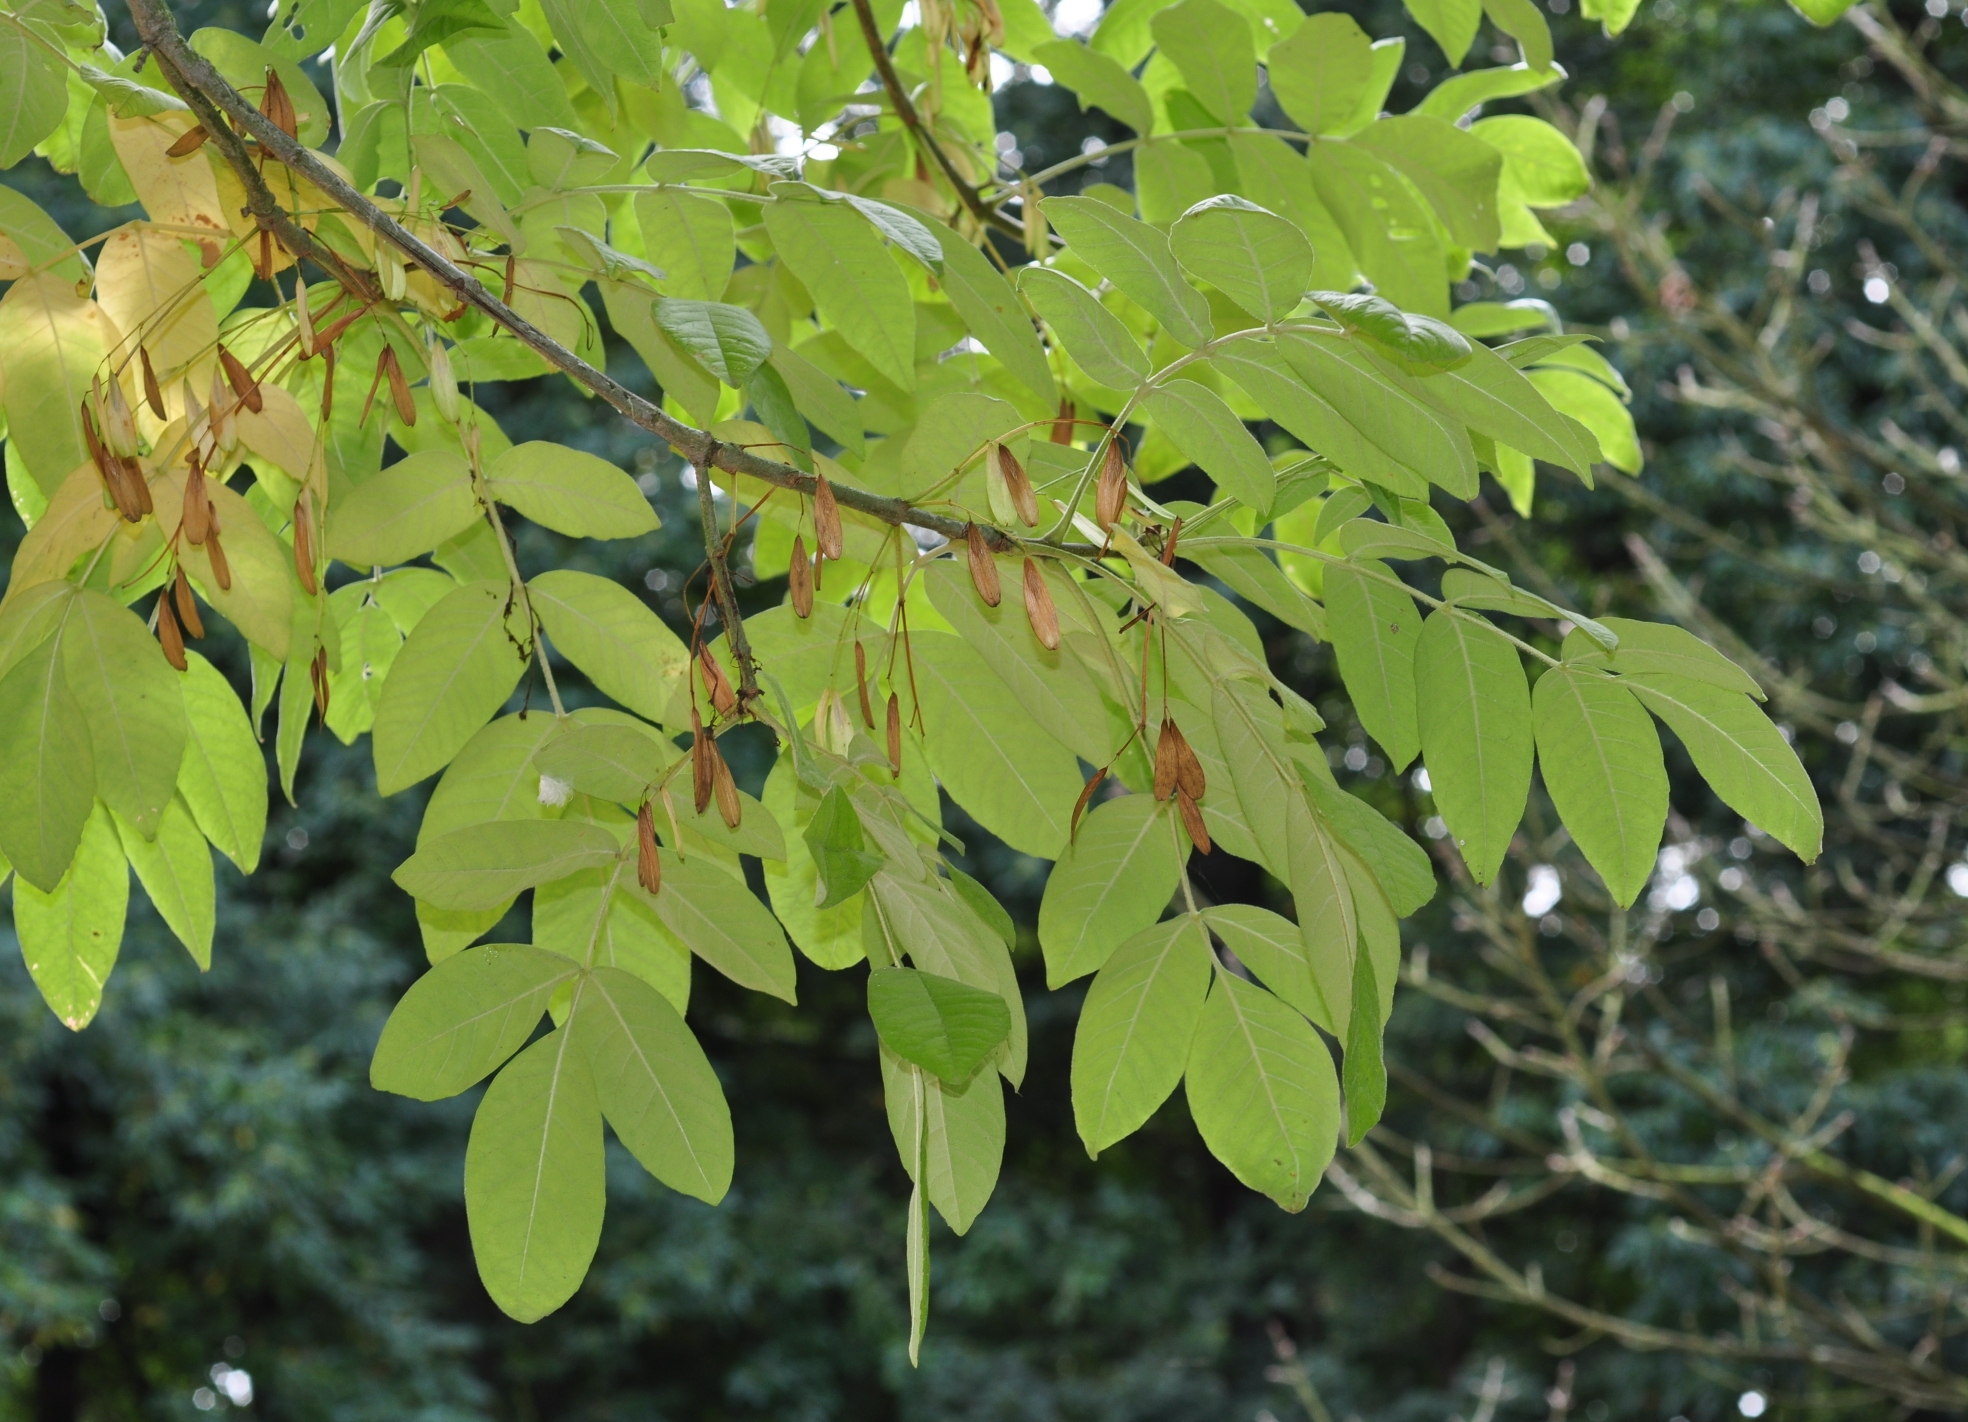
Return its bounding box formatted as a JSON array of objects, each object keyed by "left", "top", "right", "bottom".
[
  {"left": 804, "top": 785, "right": 885, "bottom": 910},
  {"left": 881, "top": 1045, "right": 1005, "bottom": 1236},
  {"left": 1323, "top": 561, "right": 1422, "bottom": 771},
  {"left": 1037, "top": 792, "right": 1183, "bottom": 989},
  {"left": 1185, "top": 968, "right": 1339, "bottom": 1211},
  {"left": 393, "top": 819, "right": 622, "bottom": 911},
  {"left": 373, "top": 582, "right": 530, "bottom": 796},
  {"left": 1342, "top": 945, "right": 1386, "bottom": 1145},
  {"left": 574, "top": 965, "right": 733, "bottom": 1203},
  {"left": 1415, "top": 609, "right": 1533, "bottom": 886},
  {"left": 867, "top": 966, "right": 1013, "bottom": 1084},
  {"left": 465, "top": 1024, "right": 605, "bottom": 1323},
  {"left": 1071, "top": 914, "right": 1214, "bottom": 1156},
  {"left": 327, "top": 450, "right": 478, "bottom": 568},
  {"left": 1042, "top": 197, "right": 1213, "bottom": 350},
  {"left": 64, "top": 589, "right": 185, "bottom": 840},
  {"left": 1532, "top": 667, "right": 1667, "bottom": 908},
  {"left": 0, "top": 626, "right": 95, "bottom": 893},
  {"left": 652, "top": 298, "right": 773, "bottom": 386},
  {"left": 13, "top": 802, "right": 127, "bottom": 1031},
  {"left": 486, "top": 441, "right": 660, "bottom": 540},
  {"left": 371, "top": 942, "right": 579, "bottom": 1100},
  {"left": 114, "top": 795, "right": 215, "bottom": 970},
  {"left": 1624, "top": 673, "right": 1823, "bottom": 863}
]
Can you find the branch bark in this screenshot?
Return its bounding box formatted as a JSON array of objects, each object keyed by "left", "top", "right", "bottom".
[
  {"left": 124, "top": 0, "right": 1067, "bottom": 554},
  {"left": 694, "top": 447, "right": 759, "bottom": 709},
  {"left": 845, "top": 0, "right": 1022, "bottom": 240}
]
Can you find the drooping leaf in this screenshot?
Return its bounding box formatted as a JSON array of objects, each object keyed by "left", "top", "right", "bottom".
[
  {"left": 1203, "top": 902, "right": 1343, "bottom": 1034},
  {"left": 1322, "top": 561, "right": 1421, "bottom": 771},
  {"left": 1184, "top": 968, "right": 1339, "bottom": 1210},
  {"left": 529, "top": 569, "right": 689, "bottom": 724},
  {"left": 1414, "top": 609, "right": 1532, "bottom": 885},
  {"left": 464, "top": 1026, "right": 605, "bottom": 1323},
  {"left": 0, "top": 623, "right": 95, "bottom": 893},
  {"left": 574, "top": 965, "right": 733, "bottom": 1203},
  {"left": 1018, "top": 265, "right": 1149, "bottom": 391},
  {"left": 1169, "top": 196, "right": 1314, "bottom": 325},
  {"left": 176, "top": 651, "right": 267, "bottom": 874},
  {"left": 636, "top": 849, "right": 799, "bottom": 1003},
  {"left": 804, "top": 785, "right": 885, "bottom": 910},
  {"left": 114, "top": 796, "right": 215, "bottom": 970},
  {"left": 1037, "top": 792, "right": 1183, "bottom": 988},
  {"left": 371, "top": 942, "right": 579, "bottom": 1099},
  {"left": 487, "top": 441, "right": 659, "bottom": 540},
  {"left": 764, "top": 197, "right": 916, "bottom": 391},
  {"left": 1532, "top": 667, "right": 1667, "bottom": 908},
  {"left": 1148, "top": 0, "right": 1257, "bottom": 125},
  {"left": 1264, "top": 11, "right": 1373, "bottom": 136},
  {"left": 1341, "top": 945, "right": 1385, "bottom": 1145},
  {"left": 881, "top": 1045, "right": 1005, "bottom": 1236},
  {"left": 1071, "top": 914, "right": 1214, "bottom": 1155},
  {"left": 1042, "top": 198, "right": 1213, "bottom": 350},
  {"left": 13, "top": 803, "right": 127, "bottom": 1031},
  {"left": 868, "top": 966, "right": 1013, "bottom": 1084},
  {"left": 1563, "top": 618, "right": 1764, "bottom": 699},
  {"left": 652, "top": 298, "right": 773, "bottom": 386},
  {"left": 1030, "top": 39, "right": 1154, "bottom": 135},
  {"left": 327, "top": 449, "right": 479, "bottom": 569},
  {"left": 63, "top": 589, "right": 185, "bottom": 840},
  {"left": 1140, "top": 379, "right": 1277, "bottom": 516},
  {"left": 393, "top": 819, "right": 622, "bottom": 910},
  {"left": 373, "top": 582, "right": 530, "bottom": 795}
]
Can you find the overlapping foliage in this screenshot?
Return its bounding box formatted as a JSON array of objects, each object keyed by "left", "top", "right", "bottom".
[{"left": 0, "top": 0, "right": 1820, "bottom": 1341}]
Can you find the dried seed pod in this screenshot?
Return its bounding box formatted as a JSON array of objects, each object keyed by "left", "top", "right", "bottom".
[
  {"left": 636, "top": 802, "right": 663, "bottom": 895},
  {"left": 164, "top": 124, "right": 210, "bottom": 158},
  {"left": 1176, "top": 788, "right": 1211, "bottom": 855},
  {"left": 294, "top": 276, "right": 315, "bottom": 357},
  {"left": 1164, "top": 718, "right": 1205, "bottom": 799},
  {"left": 813, "top": 474, "right": 843, "bottom": 560},
  {"left": 1095, "top": 439, "right": 1128, "bottom": 530},
  {"left": 690, "top": 710, "right": 714, "bottom": 814},
  {"left": 139, "top": 346, "right": 165, "bottom": 419},
  {"left": 885, "top": 691, "right": 902, "bottom": 776},
  {"left": 157, "top": 589, "right": 186, "bottom": 671},
  {"left": 1051, "top": 398, "right": 1075, "bottom": 445},
  {"left": 699, "top": 642, "right": 737, "bottom": 718},
  {"left": 711, "top": 748, "right": 742, "bottom": 829},
  {"left": 293, "top": 494, "right": 318, "bottom": 597},
  {"left": 1070, "top": 767, "right": 1107, "bottom": 843},
  {"left": 120, "top": 457, "right": 153, "bottom": 518},
  {"left": 1161, "top": 515, "right": 1182, "bottom": 567},
  {"left": 997, "top": 443, "right": 1039, "bottom": 526},
  {"left": 219, "top": 346, "right": 263, "bottom": 413},
  {"left": 429, "top": 341, "right": 460, "bottom": 422},
  {"left": 788, "top": 533, "right": 814, "bottom": 618},
  {"left": 182, "top": 460, "right": 212, "bottom": 545},
  {"left": 320, "top": 345, "right": 336, "bottom": 423},
  {"left": 855, "top": 642, "right": 875, "bottom": 728},
  {"left": 310, "top": 644, "right": 330, "bottom": 722},
  {"left": 261, "top": 66, "right": 298, "bottom": 140},
  {"left": 100, "top": 377, "right": 140, "bottom": 459},
  {"left": 965, "top": 523, "right": 1001, "bottom": 606},
  {"left": 173, "top": 566, "right": 204, "bottom": 639},
  {"left": 206, "top": 527, "right": 232, "bottom": 591},
  {"left": 1022, "top": 558, "right": 1059, "bottom": 650},
  {"left": 1153, "top": 718, "right": 1181, "bottom": 801},
  {"left": 380, "top": 346, "right": 416, "bottom": 426}
]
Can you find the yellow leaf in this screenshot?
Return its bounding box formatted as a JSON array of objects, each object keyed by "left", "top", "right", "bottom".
[
  {"left": 93, "top": 223, "right": 219, "bottom": 396},
  {"left": 109, "top": 111, "right": 230, "bottom": 265},
  {"left": 0, "top": 272, "right": 120, "bottom": 499},
  {"left": 237, "top": 383, "right": 321, "bottom": 484},
  {"left": 0, "top": 461, "right": 119, "bottom": 606}
]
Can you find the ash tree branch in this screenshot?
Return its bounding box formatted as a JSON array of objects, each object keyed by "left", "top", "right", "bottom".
[
  {"left": 124, "top": 0, "right": 1068, "bottom": 554},
  {"left": 694, "top": 447, "right": 759, "bottom": 708}
]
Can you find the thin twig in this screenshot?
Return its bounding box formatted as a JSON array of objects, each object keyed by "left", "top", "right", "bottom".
[{"left": 694, "top": 447, "right": 759, "bottom": 709}]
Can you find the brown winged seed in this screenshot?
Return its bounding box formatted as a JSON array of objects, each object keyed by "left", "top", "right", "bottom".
[
  {"left": 789, "top": 533, "right": 814, "bottom": 618},
  {"left": 813, "top": 474, "right": 843, "bottom": 560},
  {"left": 637, "top": 802, "right": 663, "bottom": 895},
  {"left": 1153, "top": 717, "right": 1181, "bottom": 801},
  {"left": 157, "top": 592, "right": 186, "bottom": 671},
  {"left": 711, "top": 749, "right": 742, "bottom": 829},
  {"left": 965, "top": 523, "right": 1001, "bottom": 606},
  {"left": 699, "top": 643, "right": 737, "bottom": 718},
  {"left": 181, "top": 461, "right": 212, "bottom": 546},
  {"left": 1022, "top": 558, "right": 1059, "bottom": 650},
  {"left": 293, "top": 494, "right": 317, "bottom": 596},
  {"left": 886, "top": 691, "right": 902, "bottom": 776},
  {"left": 164, "top": 124, "right": 210, "bottom": 158},
  {"left": 173, "top": 566, "right": 204, "bottom": 639},
  {"left": 219, "top": 346, "right": 263, "bottom": 413},
  {"left": 1177, "top": 788, "right": 1212, "bottom": 855},
  {"left": 691, "top": 710, "right": 714, "bottom": 814},
  {"left": 1096, "top": 440, "right": 1127, "bottom": 530},
  {"left": 261, "top": 66, "right": 298, "bottom": 140},
  {"left": 855, "top": 642, "right": 876, "bottom": 728},
  {"left": 996, "top": 443, "right": 1038, "bottom": 526}
]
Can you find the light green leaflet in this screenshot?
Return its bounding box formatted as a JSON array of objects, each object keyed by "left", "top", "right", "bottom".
[
  {"left": 637, "top": 849, "right": 799, "bottom": 1003},
  {"left": 1532, "top": 668, "right": 1667, "bottom": 908},
  {"left": 64, "top": 589, "right": 185, "bottom": 840},
  {"left": 1341, "top": 947, "right": 1386, "bottom": 1145},
  {"left": 1415, "top": 610, "right": 1533, "bottom": 886},
  {"left": 372, "top": 943, "right": 578, "bottom": 1100},
  {"left": 420, "top": 712, "right": 561, "bottom": 843},
  {"left": 486, "top": 442, "right": 659, "bottom": 540},
  {"left": 634, "top": 188, "right": 736, "bottom": 303},
  {"left": 1184, "top": 968, "right": 1339, "bottom": 1211},
  {"left": 14, "top": 803, "right": 127, "bottom": 1031},
  {"left": 1029, "top": 39, "right": 1153, "bottom": 135},
  {"left": 762, "top": 756, "right": 867, "bottom": 970},
  {"left": 535, "top": 863, "right": 693, "bottom": 1013},
  {"left": 465, "top": 1024, "right": 605, "bottom": 1324},
  {"left": 534, "top": 721, "right": 672, "bottom": 804},
  {"left": 395, "top": 819, "right": 621, "bottom": 910},
  {"left": 1624, "top": 673, "right": 1823, "bottom": 862},
  {"left": 530, "top": 569, "right": 689, "bottom": 724},
  {"left": 1071, "top": 914, "right": 1214, "bottom": 1156},
  {"left": 1038, "top": 793, "right": 1183, "bottom": 988},
  {"left": 1042, "top": 198, "right": 1213, "bottom": 350},
  {"left": 652, "top": 298, "right": 772, "bottom": 387},
  {"left": 115, "top": 797, "right": 215, "bottom": 970},
  {"left": 1405, "top": 0, "right": 1481, "bottom": 63},
  {"left": 1149, "top": 0, "right": 1256, "bottom": 126},
  {"left": 1265, "top": 11, "right": 1373, "bottom": 136},
  {"left": 576, "top": 965, "right": 733, "bottom": 1203},
  {"left": 868, "top": 967, "right": 1012, "bottom": 1084},
  {"left": 1323, "top": 562, "right": 1421, "bottom": 771},
  {"left": 0, "top": 26, "right": 68, "bottom": 169},
  {"left": 0, "top": 630, "right": 96, "bottom": 893},
  {"left": 373, "top": 581, "right": 530, "bottom": 796},
  {"left": 1564, "top": 618, "right": 1765, "bottom": 699},
  {"left": 1203, "top": 903, "right": 1341, "bottom": 1035},
  {"left": 764, "top": 198, "right": 916, "bottom": 391},
  {"left": 881, "top": 1045, "right": 1005, "bottom": 1236},
  {"left": 909, "top": 632, "right": 1080, "bottom": 861},
  {"left": 1169, "top": 197, "right": 1314, "bottom": 326},
  {"left": 1017, "top": 266, "right": 1149, "bottom": 391},
  {"left": 327, "top": 450, "right": 478, "bottom": 567},
  {"left": 1140, "top": 380, "right": 1277, "bottom": 517}
]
